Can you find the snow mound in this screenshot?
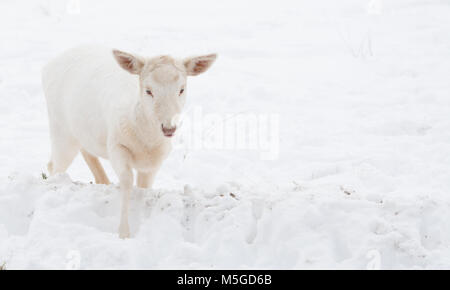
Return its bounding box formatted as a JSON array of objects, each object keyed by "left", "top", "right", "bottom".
[{"left": 1, "top": 173, "right": 450, "bottom": 269}]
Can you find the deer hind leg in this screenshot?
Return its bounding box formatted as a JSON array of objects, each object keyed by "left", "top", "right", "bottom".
[
  {"left": 48, "top": 136, "right": 79, "bottom": 175},
  {"left": 81, "top": 149, "right": 110, "bottom": 185}
]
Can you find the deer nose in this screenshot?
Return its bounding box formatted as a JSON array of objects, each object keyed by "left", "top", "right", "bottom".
[{"left": 161, "top": 124, "right": 177, "bottom": 137}]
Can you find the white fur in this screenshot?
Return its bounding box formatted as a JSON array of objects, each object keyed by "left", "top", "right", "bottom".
[{"left": 42, "top": 45, "right": 216, "bottom": 238}]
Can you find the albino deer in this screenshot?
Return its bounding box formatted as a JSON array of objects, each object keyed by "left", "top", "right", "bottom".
[{"left": 42, "top": 46, "right": 217, "bottom": 238}]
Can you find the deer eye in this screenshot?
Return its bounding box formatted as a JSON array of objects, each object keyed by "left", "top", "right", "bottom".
[
  {"left": 179, "top": 88, "right": 184, "bottom": 95},
  {"left": 146, "top": 89, "right": 153, "bottom": 97}
]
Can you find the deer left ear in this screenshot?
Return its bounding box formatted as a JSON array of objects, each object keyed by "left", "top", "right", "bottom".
[{"left": 184, "top": 54, "right": 217, "bottom": 76}]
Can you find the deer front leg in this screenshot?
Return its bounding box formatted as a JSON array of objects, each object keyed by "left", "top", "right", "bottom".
[
  {"left": 137, "top": 165, "right": 162, "bottom": 189},
  {"left": 109, "top": 145, "right": 134, "bottom": 239},
  {"left": 137, "top": 172, "right": 152, "bottom": 188},
  {"left": 137, "top": 154, "right": 164, "bottom": 188}
]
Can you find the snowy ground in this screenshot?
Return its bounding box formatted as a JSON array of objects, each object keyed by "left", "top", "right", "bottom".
[{"left": 1, "top": 0, "right": 450, "bottom": 269}]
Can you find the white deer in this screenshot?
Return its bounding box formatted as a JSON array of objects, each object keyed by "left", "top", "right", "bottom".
[{"left": 42, "top": 46, "right": 217, "bottom": 238}]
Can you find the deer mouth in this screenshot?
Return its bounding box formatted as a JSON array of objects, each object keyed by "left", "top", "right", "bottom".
[{"left": 161, "top": 124, "right": 176, "bottom": 137}]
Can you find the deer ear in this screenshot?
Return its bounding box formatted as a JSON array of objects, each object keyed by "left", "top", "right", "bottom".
[
  {"left": 112, "top": 49, "right": 145, "bottom": 74},
  {"left": 184, "top": 54, "right": 217, "bottom": 76}
]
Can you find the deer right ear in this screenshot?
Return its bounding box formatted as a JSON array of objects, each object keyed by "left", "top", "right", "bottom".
[{"left": 112, "top": 49, "right": 145, "bottom": 74}]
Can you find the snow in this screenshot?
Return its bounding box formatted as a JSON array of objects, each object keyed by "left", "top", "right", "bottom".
[{"left": 1, "top": 0, "right": 450, "bottom": 269}]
